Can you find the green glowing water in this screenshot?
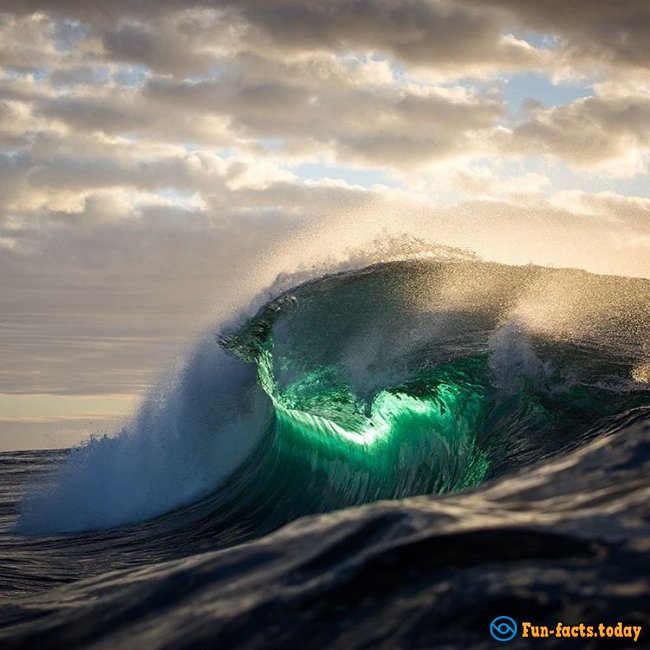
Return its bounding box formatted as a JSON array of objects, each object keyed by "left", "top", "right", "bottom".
[
  {"left": 217, "top": 259, "right": 650, "bottom": 518},
  {"left": 255, "top": 337, "right": 491, "bottom": 495}
]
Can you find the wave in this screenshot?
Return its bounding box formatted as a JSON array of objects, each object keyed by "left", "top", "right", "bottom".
[{"left": 16, "top": 255, "right": 650, "bottom": 538}]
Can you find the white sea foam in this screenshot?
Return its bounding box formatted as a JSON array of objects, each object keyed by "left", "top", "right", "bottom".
[{"left": 17, "top": 338, "right": 268, "bottom": 533}]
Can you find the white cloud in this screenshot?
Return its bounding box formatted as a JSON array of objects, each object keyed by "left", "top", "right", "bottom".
[
  {"left": 0, "top": 0, "right": 649, "bottom": 446},
  {"left": 495, "top": 90, "right": 650, "bottom": 175}
]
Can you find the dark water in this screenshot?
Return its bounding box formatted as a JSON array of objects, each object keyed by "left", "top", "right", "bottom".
[{"left": 1, "top": 259, "right": 649, "bottom": 648}]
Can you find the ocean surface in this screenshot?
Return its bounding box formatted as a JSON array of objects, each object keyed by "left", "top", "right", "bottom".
[{"left": 1, "top": 257, "right": 649, "bottom": 648}]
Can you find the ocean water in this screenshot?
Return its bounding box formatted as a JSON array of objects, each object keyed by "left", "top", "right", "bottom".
[{"left": 1, "top": 258, "right": 649, "bottom": 648}]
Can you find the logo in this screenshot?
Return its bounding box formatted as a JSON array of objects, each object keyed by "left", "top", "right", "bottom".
[{"left": 490, "top": 616, "right": 518, "bottom": 642}]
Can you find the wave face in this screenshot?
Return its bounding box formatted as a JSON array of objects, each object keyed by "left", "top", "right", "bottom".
[
  {"left": 212, "top": 260, "right": 646, "bottom": 524},
  {"left": 1, "top": 257, "right": 649, "bottom": 648}
]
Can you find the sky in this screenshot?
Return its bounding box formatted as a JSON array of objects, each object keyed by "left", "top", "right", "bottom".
[{"left": 1, "top": 0, "right": 649, "bottom": 450}]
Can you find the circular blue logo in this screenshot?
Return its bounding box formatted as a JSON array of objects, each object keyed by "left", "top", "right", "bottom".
[{"left": 490, "top": 616, "right": 518, "bottom": 642}]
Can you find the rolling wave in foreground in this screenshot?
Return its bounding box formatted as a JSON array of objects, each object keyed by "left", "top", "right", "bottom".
[{"left": 1, "top": 252, "right": 649, "bottom": 648}]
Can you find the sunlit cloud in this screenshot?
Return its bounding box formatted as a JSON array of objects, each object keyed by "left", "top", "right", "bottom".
[{"left": 1, "top": 0, "right": 648, "bottom": 448}]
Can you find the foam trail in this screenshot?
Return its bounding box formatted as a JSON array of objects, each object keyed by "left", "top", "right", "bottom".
[{"left": 17, "top": 337, "right": 267, "bottom": 534}]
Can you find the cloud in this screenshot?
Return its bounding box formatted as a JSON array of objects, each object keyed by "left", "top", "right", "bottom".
[
  {"left": 99, "top": 11, "right": 230, "bottom": 76},
  {"left": 220, "top": 0, "right": 543, "bottom": 73},
  {"left": 495, "top": 89, "right": 650, "bottom": 174},
  {"left": 2, "top": 2, "right": 544, "bottom": 76},
  {"left": 453, "top": 165, "right": 550, "bottom": 202},
  {"left": 1, "top": 1, "right": 649, "bottom": 448},
  {"left": 459, "top": 0, "right": 650, "bottom": 73},
  {"left": 145, "top": 53, "right": 504, "bottom": 166},
  {"left": 1, "top": 47, "right": 506, "bottom": 170},
  {"left": 4, "top": 0, "right": 648, "bottom": 79},
  {"left": 0, "top": 12, "right": 60, "bottom": 71},
  {"left": 549, "top": 189, "right": 650, "bottom": 225}
]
